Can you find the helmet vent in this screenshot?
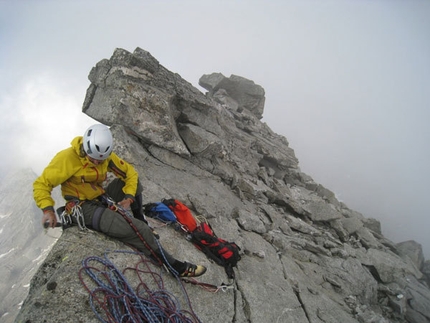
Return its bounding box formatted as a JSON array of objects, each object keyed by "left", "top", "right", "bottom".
[
  {"left": 86, "top": 142, "right": 92, "bottom": 154},
  {"left": 94, "top": 145, "right": 111, "bottom": 154}
]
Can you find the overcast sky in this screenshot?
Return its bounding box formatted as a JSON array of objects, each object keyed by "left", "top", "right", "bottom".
[{"left": 1, "top": 0, "right": 429, "bottom": 257}]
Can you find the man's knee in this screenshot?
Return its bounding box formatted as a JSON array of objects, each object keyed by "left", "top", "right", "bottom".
[{"left": 98, "top": 209, "right": 130, "bottom": 237}]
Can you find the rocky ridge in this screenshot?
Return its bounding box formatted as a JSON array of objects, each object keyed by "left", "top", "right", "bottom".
[
  {"left": 15, "top": 47, "right": 430, "bottom": 323},
  {"left": 0, "top": 169, "right": 61, "bottom": 323}
]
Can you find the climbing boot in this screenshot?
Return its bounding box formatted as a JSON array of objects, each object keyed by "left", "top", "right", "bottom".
[{"left": 179, "top": 262, "right": 207, "bottom": 278}]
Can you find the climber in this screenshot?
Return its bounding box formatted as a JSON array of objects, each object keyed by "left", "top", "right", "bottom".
[{"left": 33, "top": 123, "right": 207, "bottom": 278}]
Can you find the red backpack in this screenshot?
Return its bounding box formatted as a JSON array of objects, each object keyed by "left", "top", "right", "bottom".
[
  {"left": 161, "top": 198, "right": 241, "bottom": 279},
  {"left": 190, "top": 222, "right": 241, "bottom": 279},
  {"left": 162, "top": 199, "right": 197, "bottom": 232}
]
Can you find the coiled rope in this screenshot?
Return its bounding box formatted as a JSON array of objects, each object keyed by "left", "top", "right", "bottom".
[{"left": 79, "top": 250, "right": 202, "bottom": 323}]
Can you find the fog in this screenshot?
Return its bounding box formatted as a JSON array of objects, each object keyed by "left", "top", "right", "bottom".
[{"left": 1, "top": 1, "right": 429, "bottom": 257}]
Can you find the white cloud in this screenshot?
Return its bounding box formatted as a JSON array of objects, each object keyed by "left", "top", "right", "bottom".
[
  {"left": 1, "top": 0, "right": 430, "bottom": 257},
  {"left": 1, "top": 73, "right": 94, "bottom": 174}
]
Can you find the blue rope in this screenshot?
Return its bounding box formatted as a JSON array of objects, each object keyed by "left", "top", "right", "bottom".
[
  {"left": 79, "top": 250, "right": 201, "bottom": 323},
  {"left": 154, "top": 239, "right": 199, "bottom": 317}
]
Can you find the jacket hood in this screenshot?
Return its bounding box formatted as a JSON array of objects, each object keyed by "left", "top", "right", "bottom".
[
  {"left": 71, "top": 136, "right": 110, "bottom": 166},
  {"left": 71, "top": 136, "right": 85, "bottom": 158}
]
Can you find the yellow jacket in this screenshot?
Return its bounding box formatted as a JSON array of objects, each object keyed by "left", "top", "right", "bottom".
[{"left": 33, "top": 136, "right": 139, "bottom": 210}]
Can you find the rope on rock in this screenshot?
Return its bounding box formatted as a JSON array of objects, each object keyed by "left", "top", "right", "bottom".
[{"left": 79, "top": 250, "right": 202, "bottom": 323}]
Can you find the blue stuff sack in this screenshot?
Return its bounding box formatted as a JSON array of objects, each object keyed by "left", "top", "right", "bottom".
[{"left": 143, "top": 202, "right": 177, "bottom": 223}]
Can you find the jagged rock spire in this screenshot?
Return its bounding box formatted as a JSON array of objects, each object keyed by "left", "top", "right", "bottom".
[{"left": 16, "top": 48, "right": 430, "bottom": 323}]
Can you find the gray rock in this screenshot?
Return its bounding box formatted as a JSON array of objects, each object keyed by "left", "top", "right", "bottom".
[
  {"left": 14, "top": 47, "right": 430, "bottom": 323},
  {"left": 199, "top": 73, "right": 265, "bottom": 119},
  {"left": 422, "top": 260, "right": 430, "bottom": 288},
  {"left": 397, "top": 240, "right": 425, "bottom": 270},
  {"left": 338, "top": 216, "right": 364, "bottom": 235},
  {"left": 233, "top": 208, "right": 267, "bottom": 234},
  {"left": 363, "top": 217, "right": 382, "bottom": 234},
  {"left": 356, "top": 226, "right": 381, "bottom": 249},
  {"left": 404, "top": 275, "right": 430, "bottom": 320},
  {"left": 362, "top": 248, "right": 423, "bottom": 284}
]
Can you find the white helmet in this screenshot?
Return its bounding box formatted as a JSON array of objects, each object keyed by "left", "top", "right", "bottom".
[{"left": 82, "top": 124, "right": 113, "bottom": 160}]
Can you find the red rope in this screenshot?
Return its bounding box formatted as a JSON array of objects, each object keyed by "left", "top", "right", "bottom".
[{"left": 108, "top": 203, "right": 164, "bottom": 266}]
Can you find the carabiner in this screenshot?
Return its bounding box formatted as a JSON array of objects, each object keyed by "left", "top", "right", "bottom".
[{"left": 219, "top": 283, "right": 234, "bottom": 292}]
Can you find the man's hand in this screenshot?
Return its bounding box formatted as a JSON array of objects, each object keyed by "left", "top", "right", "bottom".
[
  {"left": 118, "top": 198, "right": 133, "bottom": 210},
  {"left": 42, "top": 210, "right": 57, "bottom": 229}
]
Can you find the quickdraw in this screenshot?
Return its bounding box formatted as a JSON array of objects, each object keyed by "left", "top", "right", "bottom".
[
  {"left": 181, "top": 278, "right": 235, "bottom": 293},
  {"left": 58, "top": 199, "right": 86, "bottom": 230}
]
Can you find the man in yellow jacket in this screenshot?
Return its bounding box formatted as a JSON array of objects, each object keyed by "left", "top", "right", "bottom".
[{"left": 33, "top": 124, "right": 206, "bottom": 278}]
